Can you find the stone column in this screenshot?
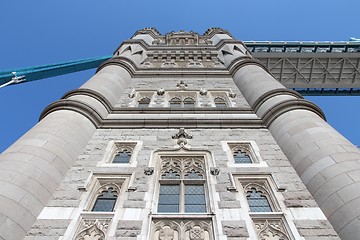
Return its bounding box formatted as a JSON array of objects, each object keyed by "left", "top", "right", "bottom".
[
  {"left": 0, "top": 62, "right": 132, "bottom": 240},
  {"left": 231, "top": 62, "right": 360, "bottom": 239}
]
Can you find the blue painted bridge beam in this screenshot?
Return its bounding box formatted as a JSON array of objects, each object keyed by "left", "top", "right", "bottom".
[{"left": 0, "top": 55, "right": 112, "bottom": 88}]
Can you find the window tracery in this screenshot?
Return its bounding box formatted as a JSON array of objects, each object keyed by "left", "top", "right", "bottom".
[
  {"left": 92, "top": 183, "right": 120, "bottom": 212},
  {"left": 113, "top": 148, "right": 132, "bottom": 163},
  {"left": 214, "top": 97, "right": 227, "bottom": 107},
  {"left": 138, "top": 97, "right": 151, "bottom": 107},
  {"left": 228, "top": 142, "right": 260, "bottom": 164},
  {"left": 158, "top": 156, "right": 207, "bottom": 213}
]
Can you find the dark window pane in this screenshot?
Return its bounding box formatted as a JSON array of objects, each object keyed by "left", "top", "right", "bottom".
[
  {"left": 233, "top": 150, "right": 252, "bottom": 164},
  {"left": 185, "top": 185, "right": 205, "bottom": 213},
  {"left": 214, "top": 97, "right": 227, "bottom": 107},
  {"left": 185, "top": 204, "right": 206, "bottom": 213},
  {"left": 170, "top": 102, "right": 181, "bottom": 108},
  {"left": 247, "top": 189, "right": 272, "bottom": 212},
  {"left": 113, "top": 150, "right": 131, "bottom": 163},
  {"left": 92, "top": 188, "right": 117, "bottom": 212},
  {"left": 158, "top": 205, "right": 179, "bottom": 213},
  {"left": 183, "top": 98, "right": 195, "bottom": 108},
  {"left": 183, "top": 102, "right": 195, "bottom": 108},
  {"left": 138, "top": 98, "right": 150, "bottom": 108},
  {"left": 158, "top": 185, "right": 180, "bottom": 213},
  {"left": 92, "top": 199, "right": 116, "bottom": 212}
]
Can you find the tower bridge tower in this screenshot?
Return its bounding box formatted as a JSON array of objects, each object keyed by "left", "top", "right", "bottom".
[{"left": 0, "top": 28, "right": 360, "bottom": 240}]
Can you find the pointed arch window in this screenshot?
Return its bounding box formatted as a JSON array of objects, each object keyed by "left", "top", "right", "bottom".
[
  {"left": 158, "top": 157, "right": 207, "bottom": 213},
  {"left": 113, "top": 149, "right": 132, "bottom": 163},
  {"left": 138, "top": 97, "right": 151, "bottom": 107},
  {"left": 169, "top": 96, "right": 196, "bottom": 108},
  {"left": 233, "top": 149, "right": 252, "bottom": 164},
  {"left": 214, "top": 97, "right": 227, "bottom": 107},
  {"left": 92, "top": 186, "right": 118, "bottom": 212},
  {"left": 169, "top": 97, "right": 181, "bottom": 108},
  {"left": 183, "top": 97, "right": 195, "bottom": 108},
  {"left": 246, "top": 188, "right": 272, "bottom": 212}
]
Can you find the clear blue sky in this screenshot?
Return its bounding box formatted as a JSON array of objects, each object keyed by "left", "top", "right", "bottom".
[{"left": 0, "top": 0, "right": 359, "bottom": 152}]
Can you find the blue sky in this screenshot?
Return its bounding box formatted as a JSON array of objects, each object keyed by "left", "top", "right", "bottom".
[{"left": 0, "top": 0, "right": 359, "bottom": 152}]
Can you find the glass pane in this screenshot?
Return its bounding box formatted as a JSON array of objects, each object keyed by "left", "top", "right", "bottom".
[
  {"left": 233, "top": 150, "right": 252, "bottom": 164},
  {"left": 170, "top": 102, "right": 181, "bottom": 108},
  {"left": 247, "top": 189, "right": 272, "bottom": 212},
  {"left": 113, "top": 150, "right": 131, "bottom": 163},
  {"left": 185, "top": 185, "right": 206, "bottom": 213},
  {"left": 185, "top": 204, "right": 206, "bottom": 213},
  {"left": 183, "top": 102, "right": 195, "bottom": 108},
  {"left": 158, "top": 185, "right": 180, "bottom": 213},
  {"left": 158, "top": 205, "right": 179, "bottom": 213},
  {"left": 215, "top": 102, "right": 227, "bottom": 107},
  {"left": 92, "top": 188, "right": 117, "bottom": 212},
  {"left": 138, "top": 98, "right": 150, "bottom": 108},
  {"left": 92, "top": 199, "right": 116, "bottom": 212},
  {"left": 183, "top": 98, "right": 195, "bottom": 108}
]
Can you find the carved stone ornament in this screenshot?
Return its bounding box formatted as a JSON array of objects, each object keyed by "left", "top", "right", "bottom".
[
  {"left": 128, "top": 89, "right": 135, "bottom": 98},
  {"left": 162, "top": 60, "right": 178, "bottom": 68},
  {"left": 228, "top": 90, "right": 236, "bottom": 98},
  {"left": 159, "top": 227, "right": 175, "bottom": 240},
  {"left": 75, "top": 219, "right": 110, "bottom": 240},
  {"left": 190, "top": 226, "right": 205, "bottom": 240},
  {"left": 144, "top": 167, "right": 154, "bottom": 175},
  {"left": 172, "top": 128, "right": 193, "bottom": 139},
  {"left": 157, "top": 88, "right": 165, "bottom": 95},
  {"left": 176, "top": 80, "right": 188, "bottom": 89},
  {"left": 199, "top": 88, "right": 207, "bottom": 96},
  {"left": 254, "top": 219, "right": 290, "bottom": 240},
  {"left": 210, "top": 167, "right": 220, "bottom": 176}
]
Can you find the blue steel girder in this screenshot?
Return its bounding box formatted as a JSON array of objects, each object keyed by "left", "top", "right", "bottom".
[{"left": 0, "top": 56, "right": 112, "bottom": 88}]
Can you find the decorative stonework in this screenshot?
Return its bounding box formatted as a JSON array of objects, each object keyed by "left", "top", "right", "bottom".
[
  {"left": 176, "top": 80, "right": 188, "bottom": 89},
  {"left": 253, "top": 218, "right": 291, "bottom": 240},
  {"left": 144, "top": 167, "right": 154, "bottom": 175},
  {"left": 210, "top": 167, "right": 220, "bottom": 176},
  {"left": 172, "top": 128, "right": 192, "bottom": 140},
  {"left": 152, "top": 219, "right": 213, "bottom": 240},
  {"left": 162, "top": 60, "right": 178, "bottom": 68},
  {"left": 74, "top": 219, "right": 111, "bottom": 240}
]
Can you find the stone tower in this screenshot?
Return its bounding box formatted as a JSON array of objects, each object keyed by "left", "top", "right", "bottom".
[{"left": 1, "top": 28, "right": 359, "bottom": 240}]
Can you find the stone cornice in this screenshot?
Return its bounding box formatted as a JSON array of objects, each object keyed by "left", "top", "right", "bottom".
[
  {"left": 62, "top": 88, "right": 113, "bottom": 112},
  {"left": 262, "top": 99, "right": 326, "bottom": 127},
  {"left": 96, "top": 57, "right": 138, "bottom": 76},
  {"left": 40, "top": 99, "right": 102, "bottom": 128},
  {"left": 227, "top": 57, "right": 273, "bottom": 76},
  {"left": 252, "top": 88, "right": 304, "bottom": 112},
  {"left": 40, "top": 98, "right": 264, "bottom": 129}
]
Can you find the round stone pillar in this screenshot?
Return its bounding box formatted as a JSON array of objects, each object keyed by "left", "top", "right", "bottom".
[
  {"left": 232, "top": 63, "right": 360, "bottom": 239},
  {"left": 0, "top": 63, "right": 132, "bottom": 240}
]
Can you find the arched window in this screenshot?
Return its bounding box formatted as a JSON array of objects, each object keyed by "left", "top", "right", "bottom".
[
  {"left": 92, "top": 187, "right": 118, "bottom": 212},
  {"left": 246, "top": 188, "right": 272, "bottom": 212},
  {"left": 183, "top": 97, "right": 195, "bottom": 108},
  {"left": 169, "top": 97, "right": 196, "bottom": 108},
  {"left": 169, "top": 97, "right": 181, "bottom": 108},
  {"left": 138, "top": 97, "right": 151, "bottom": 107},
  {"left": 113, "top": 149, "right": 132, "bottom": 163},
  {"left": 214, "top": 97, "right": 227, "bottom": 107},
  {"left": 233, "top": 149, "right": 252, "bottom": 163}
]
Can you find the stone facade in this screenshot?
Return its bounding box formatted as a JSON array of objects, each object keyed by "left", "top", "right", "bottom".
[{"left": 1, "top": 28, "right": 359, "bottom": 239}]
